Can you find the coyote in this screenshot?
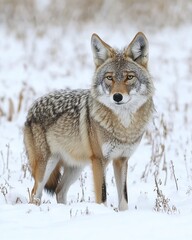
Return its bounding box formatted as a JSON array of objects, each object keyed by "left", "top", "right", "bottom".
[{"left": 24, "top": 32, "right": 154, "bottom": 211}]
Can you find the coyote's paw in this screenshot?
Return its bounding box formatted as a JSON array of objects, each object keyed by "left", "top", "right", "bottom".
[{"left": 29, "top": 197, "right": 41, "bottom": 206}]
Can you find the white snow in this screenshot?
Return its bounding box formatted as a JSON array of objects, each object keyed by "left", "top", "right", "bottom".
[{"left": 1, "top": 21, "right": 192, "bottom": 240}]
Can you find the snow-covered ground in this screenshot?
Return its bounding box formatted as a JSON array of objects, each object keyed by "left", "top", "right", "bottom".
[{"left": 0, "top": 23, "right": 192, "bottom": 239}]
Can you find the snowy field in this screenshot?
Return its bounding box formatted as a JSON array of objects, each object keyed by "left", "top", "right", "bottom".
[{"left": 0, "top": 22, "right": 192, "bottom": 239}]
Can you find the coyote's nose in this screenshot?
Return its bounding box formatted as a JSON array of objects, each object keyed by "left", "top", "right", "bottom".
[{"left": 113, "top": 93, "right": 123, "bottom": 103}]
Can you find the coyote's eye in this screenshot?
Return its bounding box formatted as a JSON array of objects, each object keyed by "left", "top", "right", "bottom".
[
  {"left": 124, "top": 73, "right": 136, "bottom": 85},
  {"left": 104, "top": 75, "right": 113, "bottom": 86},
  {"left": 106, "top": 76, "right": 113, "bottom": 81},
  {"left": 127, "top": 75, "right": 134, "bottom": 80}
]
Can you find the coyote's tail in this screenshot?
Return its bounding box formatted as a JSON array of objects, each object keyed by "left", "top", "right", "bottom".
[
  {"left": 23, "top": 125, "right": 37, "bottom": 178},
  {"left": 44, "top": 161, "right": 62, "bottom": 195}
]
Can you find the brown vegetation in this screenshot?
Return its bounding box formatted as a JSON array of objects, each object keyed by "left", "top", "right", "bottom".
[{"left": 0, "top": 0, "right": 192, "bottom": 31}]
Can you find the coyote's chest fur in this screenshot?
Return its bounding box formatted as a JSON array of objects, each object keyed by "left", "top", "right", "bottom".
[
  {"left": 90, "top": 97, "right": 152, "bottom": 141},
  {"left": 101, "top": 140, "right": 140, "bottom": 160},
  {"left": 89, "top": 97, "right": 153, "bottom": 161}
]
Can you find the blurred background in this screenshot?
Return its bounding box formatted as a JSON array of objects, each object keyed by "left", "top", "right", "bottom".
[
  {"left": 0, "top": 0, "right": 192, "bottom": 126},
  {"left": 0, "top": 0, "right": 192, "bottom": 125},
  {"left": 1, "top": 0, "right": 192, "bottom": 33}
]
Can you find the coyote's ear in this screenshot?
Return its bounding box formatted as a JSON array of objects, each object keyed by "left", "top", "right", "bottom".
[
  {"left": 91, "top": 34, "right": 114, "bottom": 67},
  {"left": 126, "top": 32, "right": 148, "bottom": 67}
]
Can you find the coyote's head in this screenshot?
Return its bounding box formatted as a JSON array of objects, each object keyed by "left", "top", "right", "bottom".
[{"left": 91, "top": 32, "right": 154, "bottom": 114}]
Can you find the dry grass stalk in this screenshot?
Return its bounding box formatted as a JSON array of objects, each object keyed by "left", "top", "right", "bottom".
[
  {"left": 0, "top": 106, "right": 4, "bottom": 118},
  {"left": 17, "top": 89, "right": 24, "bottom": 113},
  {"left": 0, "top": 184, "right": 8, "bottom": 203},
  {"left": 70, "top": 206, "right": 90, "bottom": 219},
  {"left": 170, "top": 160, "right": 179, "bottom": 191},
  {"left": 27, "top": 187, "right": 33, "bottom": 203},
  {"left": 154, "top": 177, "right": 178, "bottom": 214},
  {"left": 7, "top": 98, "right": 14, "bottom": 122}
]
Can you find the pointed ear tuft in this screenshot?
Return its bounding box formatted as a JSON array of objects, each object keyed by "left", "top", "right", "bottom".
[
  {"left": 126, "top": 32, "right": 149, "bottom": 67},
  {"left": 91, "top": 34, "right": 113, "bottom": 67}
]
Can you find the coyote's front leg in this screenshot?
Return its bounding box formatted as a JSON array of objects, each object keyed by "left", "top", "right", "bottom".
[
  {"left": 113, "top": 157, "right": 128, "bottom": 211},
  {"left": 91, "top": 157, "right": 106, "bottom": 204}
]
